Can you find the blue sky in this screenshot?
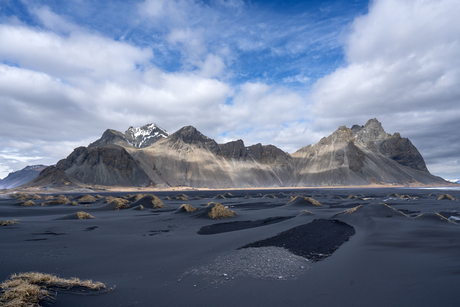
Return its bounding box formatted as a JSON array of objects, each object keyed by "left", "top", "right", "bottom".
[{"left": 0, "top": 0, "right": 459, "bottom": 180}]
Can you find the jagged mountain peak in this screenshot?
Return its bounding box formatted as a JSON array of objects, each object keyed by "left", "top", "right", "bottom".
[
  {"left": 168, "top": 125, "right": 217, "bottom": 146},
  {"left": 124, "top": 123, "right": 169, "bottom": 148}
]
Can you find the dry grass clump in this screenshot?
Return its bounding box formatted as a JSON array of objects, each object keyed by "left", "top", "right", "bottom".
[
  {"left": 76, "top": 211, "right": 95, "bottom": 219},
  {"left": 107, "top": 197, "right": 130, "bottom": 210},
  {"left": 223, "top": 192, "right": 234, "bottom": 198},
  {"left": 21, "top": 200, "right": 35, "bottom": 207},
  {"left": 300, "top": 210, "right": 315, "bottom": 215},
  {"left": 0, "top": 272, "right": 107, "bottom": 307},
  {"left": 304, "top": 197, "right": 322, "bottom": 206},
  {"left": 213, "top": 194, "right": 226, "bottom": 199},
  {"left": 438, "top": 194, "right": 456, "bottom": 200},
  {"left": 399, "top": 195, "right": 412, "bottom": 200},
  {"left": 164, "top": 196, "right": 172, "bottom": 201},
  {"left": 139, "top": 205, "right": 144, "bottom": 210},
  {"left": 71, "top": 201, "right": 79, "bottom": 206},
  {"left": 338, "top": 205, "right": 363, "bottom": 215},
  {"left": 179, "top": 204, "right": 197, "bottom": 212},
  {"left": 208, "top": 203, "right": 235, "bottom": 219},
  {"left": 42, "top": 197, "right": 70, "bottom": 206},
  {"left": 173, "top": 194, "right": 188, "bottom": 201},
  {"left": 387, "top": 193, "right": 400, "bottom": 198},
  {"left": 262, "top": 194, "right": 277, "bottom": 199},
  {"left": 133, "top": 194, "right": 147, "bottom": 201},
  {"left": 43, "top": 196, "right": 54, "bottom": 200},
  {"left": 206, "top": 201, "right": 217, "bottom": 207},
  {"left": 77, "top": 195, "right": 97, "bottom": 203},
  {"left": 1, "top": 220, "right": 18, "bottom": 226}
]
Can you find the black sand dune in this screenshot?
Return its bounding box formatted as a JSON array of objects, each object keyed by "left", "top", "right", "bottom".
[
  {"left": 240, "top": 219, "right": 355, "bottom": 262},
  {"left": 1, "top": 187, "right": 460, "bottom": 307},
  {"left": 198, "top": 216, "right": 295, "bottom": 235}
]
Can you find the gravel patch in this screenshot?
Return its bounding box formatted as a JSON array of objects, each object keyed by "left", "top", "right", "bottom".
[{"left": 187, "top": 247, "right": 309, "bottom": 281}]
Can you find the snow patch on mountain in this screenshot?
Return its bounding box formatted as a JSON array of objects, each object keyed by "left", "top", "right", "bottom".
[{"left": 124, "top": 123, "right": 169, "bottom": 148}]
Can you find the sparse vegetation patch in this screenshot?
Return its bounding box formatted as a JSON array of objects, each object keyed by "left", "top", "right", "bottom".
[
  {"left": 208, "top": 203, "right": 236, "bottom": 219},
  {"left": 0, "top": 272, "right": 108, "bottom": 307}
]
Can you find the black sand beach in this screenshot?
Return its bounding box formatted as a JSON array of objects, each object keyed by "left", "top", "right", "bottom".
[{"left": 1, "top": 187, "right": 460, "bottom": 306}]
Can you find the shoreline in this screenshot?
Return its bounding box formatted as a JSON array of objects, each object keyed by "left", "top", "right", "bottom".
[{"left": 2, "top": 182, "right": 459, "bottom": 195}]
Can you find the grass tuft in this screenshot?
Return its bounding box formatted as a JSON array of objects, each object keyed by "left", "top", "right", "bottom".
[
  {"left": 179, "top": 204, "right": 197, "bottom": 212},
  {"left": 0, "top": 272, "right": 107, "bottom": 307},
  {"left": 76, "top": 212, "right": 95, "bottom": 219},
  {"left": 208, "top": 203, "right": 235, "bottom": 219},
  {"left": 1, "top": 220, "right": 18, "bottom": 226},
  {"left": 21, "top": 200, "right": 35, "bottom": 207}
]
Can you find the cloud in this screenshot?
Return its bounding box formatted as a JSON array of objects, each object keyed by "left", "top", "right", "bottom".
[{"left": 310, "top": 0, "right": 460, "bottom": 177}]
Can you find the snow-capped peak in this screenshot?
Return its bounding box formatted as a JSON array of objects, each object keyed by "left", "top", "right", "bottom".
[{"left": 124, "top": 123, "right": 169, "bottom": 148}]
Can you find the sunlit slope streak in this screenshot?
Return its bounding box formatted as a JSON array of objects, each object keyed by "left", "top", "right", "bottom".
[
  {"left": 240, "top": 219, "right": 355, "bottom": 262},
  {"left": 131, "top": 126, "right": 293, "bottom": 188},
  {"left": 291, "top": 119, "right": 448, "bottom": 186}
]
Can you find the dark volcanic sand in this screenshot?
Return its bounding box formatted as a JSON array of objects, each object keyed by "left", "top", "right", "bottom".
[{"left": 1, "top": 187, "right": 460, "bottom": 306}]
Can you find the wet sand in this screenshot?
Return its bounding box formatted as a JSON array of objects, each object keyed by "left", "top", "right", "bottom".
[{"left": 1, "top": 187, "right": 460, "bottom": 306}]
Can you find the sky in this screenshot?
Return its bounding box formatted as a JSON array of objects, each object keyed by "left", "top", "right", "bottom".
[{"left": 0, "top": 0, "right": 459, "bottom": 180}]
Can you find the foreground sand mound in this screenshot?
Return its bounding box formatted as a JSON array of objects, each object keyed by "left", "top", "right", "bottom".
[
  {"left": 415, "top": 213, "right": 457, "bottom": 224},
  {"left": 240, "top": 219, "right": 355, "bottom": 262},
  {"left": 175, "top": 204, "right": 197, "bottom": 213},
  {"left": 334, "top": 203, "right": 408, "bottom": 218},
  {"left": 0, "top": 272, "right": 109, "bottom": 307},
  {"left": 286, "top": 196, "right": 322, "bottom": 207},
  {"left": 130, "top": 195, "right": 165, "bottom": 209}
]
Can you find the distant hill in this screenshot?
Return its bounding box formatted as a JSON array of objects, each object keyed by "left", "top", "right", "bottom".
[
  {"left": 39, "top": 119, "right": 449, "bottom": 189},
  {"left": 0, "top": 165, "right": 47, "bottom": 189}
]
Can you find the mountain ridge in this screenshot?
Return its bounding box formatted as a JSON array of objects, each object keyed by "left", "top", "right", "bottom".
[{"left": 16, "top": 119, "right": 451, "bottom": 189}]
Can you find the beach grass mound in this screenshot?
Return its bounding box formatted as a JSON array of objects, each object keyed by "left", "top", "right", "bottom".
[
  {"left": 208, "top": 203, "right": 236, "bottom": 219},
  {"left": 213, "top": 194, "right": 226, "bottom": 200},
  {"left": 387, "top": 193, "right": 400, "bottom": 198},
  {"left": 21, "top": 200, "right": 35, "bottom": 207},
  {"left": 131, "top": 195, "right": 165, "bottom": 209},
  {"left": 1, "top": 220, "right": 18, "bottom": 226},
  {"left": 106, "top": 197, "right": 131, "bottom": 210},
  {"left": 71, "top": 201, "right": 79, "bottom": 206},
  {"left": 0, "top": 272, "right": 107, "bottom": 307},
  {"left": 415, "top": 212, "right": 457, "bottom": 224},
  {"left": 42, "top": 197, "right": 71, "bottom": 206},
  {"left": 179, "top": 204, "right": 197, "bottom": 212},
  {"left": 337, "top": 205, "right": 363, "bottom": 215},
  {"left": 76, "top": 211, "right": 95, "bottom": 219},
  {"left": 286, "top": 196, "right": 322, "bottom": 207},
  {"left": 223, "top": 192, "right": 234, "bottom": 198},
  {"left": 262, "top": 194, "right": 277, "bottom": 199},
  {"left": 438, "top": 194, "right": 456, "bottom": 200},
  {"left": 173, "top": 194, "right": 188, "bottom": 201},
  {"left": 77, "top": 195, "right": 97, "bottom": 203}
]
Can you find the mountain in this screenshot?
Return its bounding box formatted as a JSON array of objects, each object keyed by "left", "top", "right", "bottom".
[
  {"left": 291, "top": 119, "right": 445, "bottom": 186},
  {"left": 29, "top": 119, "right": 449, "bottom": 189},
  {"left": 0, "top": 165, "right": 47, "bottom": 189}
]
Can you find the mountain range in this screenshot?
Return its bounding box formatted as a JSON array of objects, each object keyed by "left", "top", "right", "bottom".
[
  {"left": 20, "top": 119, "right": 449, "bottom": 189},
  {"left": 0, "top": 165, "right": 47, "bottom": 189}
]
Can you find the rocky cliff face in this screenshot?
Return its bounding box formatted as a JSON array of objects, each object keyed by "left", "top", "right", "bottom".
[
  {"left": 57, "top": 145, "right": 151, "bottom": 187},
  {"left": 291, "top": 119, "right": 442, "bottom": 186},
  {"left": 38, "top": 119, "right": 447, "bottom": 188}
]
